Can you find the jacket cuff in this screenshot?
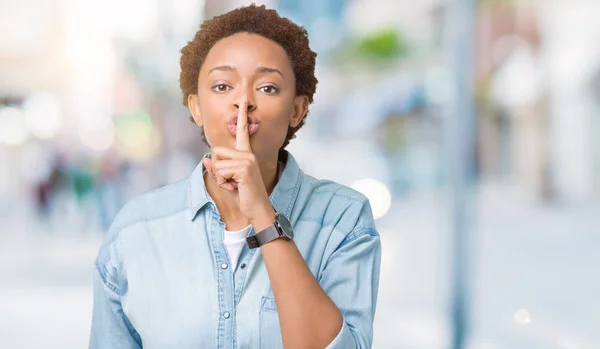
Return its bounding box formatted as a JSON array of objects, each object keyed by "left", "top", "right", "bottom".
[{"left": 325, "top": 319, "right": 355, "bottom": 349}]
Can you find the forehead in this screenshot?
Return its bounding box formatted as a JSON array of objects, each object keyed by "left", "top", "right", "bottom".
[{"left": 202, "top": 33, "right": 292, "bottom": 73}]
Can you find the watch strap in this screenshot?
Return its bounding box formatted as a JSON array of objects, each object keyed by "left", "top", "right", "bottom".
[{"left": 246, "top": 224, "right": 281, "bottom": 249}]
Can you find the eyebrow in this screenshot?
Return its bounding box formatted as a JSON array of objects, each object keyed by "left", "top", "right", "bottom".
[
  {"left": 256, "top": 67, "right": 284, "bottom": 79},
  {"left": 208, "top": 65, "right": 284, "bottom": 79}
]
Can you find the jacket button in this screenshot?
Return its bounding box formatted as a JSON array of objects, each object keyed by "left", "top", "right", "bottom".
[
  {"left": 220, "top": 263, "right": 228, "bottom": 269},
  {"left": 240, "top": 263, "right": 247, "bottom": 269},
  {"left": 223, "top": 311, "right": 231, "bottom": 319}
]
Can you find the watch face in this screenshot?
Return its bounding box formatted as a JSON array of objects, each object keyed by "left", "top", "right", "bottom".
[{"left": 276, "top": 212, "right": 294, "bottom": 239}]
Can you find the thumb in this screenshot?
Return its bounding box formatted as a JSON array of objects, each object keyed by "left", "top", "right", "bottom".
[{"left": 203, "top": 158, "right": 214, "bottom": 179}]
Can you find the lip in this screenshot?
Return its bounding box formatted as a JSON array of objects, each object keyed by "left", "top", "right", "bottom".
[
  {"left": 227, "top": 114, "right": 260, "bottom": 136},
  {"left": 228, "top": 114, "right": 260, "bottom": 126},
  {"left": 228, "top": 123, "right": 259, "bottom": 136}
]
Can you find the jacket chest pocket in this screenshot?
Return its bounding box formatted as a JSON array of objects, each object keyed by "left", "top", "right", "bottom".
[{"left": 259, "top": 296, "right": 283, "bottom": 349}]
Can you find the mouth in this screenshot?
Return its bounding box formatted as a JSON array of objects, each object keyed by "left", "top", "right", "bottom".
[
  {"left": 227, "top": 122, "right": 260, "bottom": 136},
  {"left": 227, "top": 114, "right": 260, "bottom": 136}
]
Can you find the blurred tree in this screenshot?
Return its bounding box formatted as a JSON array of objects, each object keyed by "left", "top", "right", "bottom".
[{"left": 333, "top": 29, "right": 410, "bottom": 66}]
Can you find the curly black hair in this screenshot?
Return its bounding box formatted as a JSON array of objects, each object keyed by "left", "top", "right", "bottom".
[{"left": 179, "top": 4, "right": 318, "bottom": 151}]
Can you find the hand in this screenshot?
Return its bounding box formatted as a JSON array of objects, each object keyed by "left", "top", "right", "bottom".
[{"left": 202, "top": 96, "right": 275, "bottom": 225}]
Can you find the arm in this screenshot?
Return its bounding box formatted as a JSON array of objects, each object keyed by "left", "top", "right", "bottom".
[
  {"left": 206, "top": 99, "right": 381, "bottom": 347},
  {"left": 253, "top": 208, "right": 382, "bottom": 349},
  {"left": 318, "top": 228, "right": 381, "bottom": 348},
  {"left": 89, "top": 255, "right": 142, "bottom": 348}
]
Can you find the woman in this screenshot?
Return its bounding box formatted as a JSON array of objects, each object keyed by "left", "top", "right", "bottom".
[{"left": 89, "top": 4, "right": 381, "bottom": 349}]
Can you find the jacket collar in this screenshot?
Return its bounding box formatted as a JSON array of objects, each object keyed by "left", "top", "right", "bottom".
[{"left": 189, "top": 150, "right": 303, "bottom": 220}]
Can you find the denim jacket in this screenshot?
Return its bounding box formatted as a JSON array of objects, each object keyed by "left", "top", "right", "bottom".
[{"left": 89, "top": 150, "right": 381, "bottom": 349}]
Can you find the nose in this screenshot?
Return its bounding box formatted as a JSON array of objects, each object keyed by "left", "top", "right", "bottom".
[{"left": 233, "top": 96, "right": 256, "bottom": 113}]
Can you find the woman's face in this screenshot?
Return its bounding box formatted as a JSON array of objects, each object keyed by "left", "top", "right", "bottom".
[{"left": 188, "top": 33, "right": 307, "bottom": 160}]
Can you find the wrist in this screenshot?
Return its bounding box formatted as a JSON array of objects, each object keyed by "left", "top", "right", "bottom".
[{"left": 250, "top": 204, "right": 276, "bottom": 233}]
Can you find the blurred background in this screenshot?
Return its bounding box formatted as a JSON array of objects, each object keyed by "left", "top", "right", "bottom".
[{"left": 1, "top": 0, "right": 599, "bottom": 348}]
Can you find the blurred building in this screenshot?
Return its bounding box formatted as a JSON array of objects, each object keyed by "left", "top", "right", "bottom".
[
  {"left": 1, "top": 1, "right": 600, "bottom": 349},
  {"left": 475, "top": 0, "right": 600, "bottom": 203}
]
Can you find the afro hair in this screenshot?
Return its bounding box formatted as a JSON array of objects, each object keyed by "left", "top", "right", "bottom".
[{"left": 179, "top": 4, "right": 318, "bottom": 150}]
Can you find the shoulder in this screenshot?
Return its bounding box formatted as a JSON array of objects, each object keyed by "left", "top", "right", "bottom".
[
  {"left": 306, "top": 175, "right": 367, "bottom": 200},
  {"left": 111, "top": 177, "right": 190, "bottom": 231},
  {"left": 298, "top": 174, "right": 378, "bottom": 235},
  {"left": 95, "top": 177, "right": 190, "bottom": 266}
]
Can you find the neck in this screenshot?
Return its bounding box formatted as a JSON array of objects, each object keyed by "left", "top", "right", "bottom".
[{"left": 205, "top": 152, "right": 280, "bottom": 227}]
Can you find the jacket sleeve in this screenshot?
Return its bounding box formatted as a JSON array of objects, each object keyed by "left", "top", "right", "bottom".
[
  {"left": 320, "top": 225, "right": 382, "bottom": 349},
  {"left": 89, "top": 224, "right": 142, "bottom": 349},
  {"left": 89, "top": 259, "right": 142, "bottom": 349}
]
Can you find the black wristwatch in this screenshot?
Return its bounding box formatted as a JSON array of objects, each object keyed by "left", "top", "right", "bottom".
[{"left": 246, "top": 211, "right": 294, "bottom": 249}]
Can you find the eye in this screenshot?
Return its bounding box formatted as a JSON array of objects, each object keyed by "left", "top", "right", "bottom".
[
  {"left": 211, "top": 84, "right": 231, "bottom": 93},
  {"left": 259, "top": 85, "right": 279, "bottom": 94}
]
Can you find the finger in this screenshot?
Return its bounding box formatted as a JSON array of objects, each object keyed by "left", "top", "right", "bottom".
[
  {"left": 214, "top": 166, "right": 246, "bottom": 189},
  {"left": 212, "top": 146, "right": 252, "bottom": 161},
  {"left": 219, "top": 181, "right": 237, "bottom": 192},
  {"left": 202, "top": 158, "right": 215, "bottom": 180},
  {"left": 213, "top": 158, "right": 245, "bottom": 190},
  {"left": 211, "top": 159, "right": 245, "bottom": 171},
  {"left": 214, "top": 167, "right": 236, "bottom": 191},
  {"left": 213, "top": 159, "right": 253, "bottom": 185},
  {"left": 236, "top": 96, "right": 251, "bottom": 152},
  {"left": 211, "top": 151, "right": 255, "bottom": 184},
  {"left": 204, "top": 157, "right": 235, "bottom": 190},
  {"left": 212, "top": 159, "right": 240, "bottom": 183}
]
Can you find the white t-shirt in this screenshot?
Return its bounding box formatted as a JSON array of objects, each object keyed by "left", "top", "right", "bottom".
[
  {"left": 223, "top": 224, "right": 252, "bottom": 270},
  {"left": 222, "top": 160, "right": 285, "bottom": 270}
]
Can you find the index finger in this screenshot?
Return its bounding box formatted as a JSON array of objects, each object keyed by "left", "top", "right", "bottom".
[{"left": 236, "top": 96, "right": 251, "bottom": 152}]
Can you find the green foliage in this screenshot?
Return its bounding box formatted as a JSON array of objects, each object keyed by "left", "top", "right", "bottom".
[
  {"left": 355, "top": 29, "right": 408, "bottom": 60},
  {"left": 332, "top": 28, "right": 409, "bottom": 66}
]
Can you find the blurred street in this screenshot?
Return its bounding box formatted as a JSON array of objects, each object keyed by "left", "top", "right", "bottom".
[{"left": 2, "top": 0, "right": 600, "bottom": 348}]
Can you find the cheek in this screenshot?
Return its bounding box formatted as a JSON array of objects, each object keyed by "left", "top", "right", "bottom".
[
  {"left": 263, "top": 103, "right": 292, "bottom": 134},
  {"left": 203, "top": 125, "right": 219, "bottom": 143},
  {"left": 197, "top": 97, "right": 226, "bottom": 140},
  {"left": 265, "top": 96, "right": 294, "bottom": 122},
  {"left": 199, "top": 117, "right": 225, "bottom": 147},
  {"left": 261, "top": 114, "right": 292, "bottom": 149}
]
